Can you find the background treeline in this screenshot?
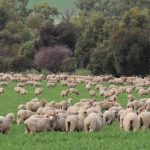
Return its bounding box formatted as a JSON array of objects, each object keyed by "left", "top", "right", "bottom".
[{"left": 0, "top": 0, "right": 150, "bottom": 76}]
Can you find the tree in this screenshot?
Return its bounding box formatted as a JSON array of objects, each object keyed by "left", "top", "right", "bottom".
[
  {"left": 75, "top": 12, "right": 106, "bottom": 68},
  {"left": 110, "top": 28, "right": 150, "bottom": 76},
  {"left": 34, "top": 46, "right": 72, "bottom": 73},
  {"left": 33, "top": 3, "right": 59, "bottom": 22},
  {"left": 61, "top": 57, "right": 77, "bottom": 73}
]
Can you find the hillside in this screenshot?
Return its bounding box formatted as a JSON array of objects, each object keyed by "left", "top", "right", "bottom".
[{"left": 28, "top": 0, "right": 77, "bottom": 13}]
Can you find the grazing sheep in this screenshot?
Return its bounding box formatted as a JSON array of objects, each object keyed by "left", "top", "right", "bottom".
[
  {"left": 25, "top": 100, "right": 46, "bottom": 112},
  {"left": 36, "top": 107, "right": 44, "bottom": 115},
  {"left": 85, "top": 84, "right": 91, "bottom": 90},
  {"left": 34, "top": 88, "right": 43, "bottom": 96},
  {"left": 69, "top": 88, "right": 79, "bottom": 95},
  {"left": 61, "top": 90, "right": 69, "bottom": 97},
  {"left": 94, "top": 101, "right": 119, "bottom": 110},
  {"left": 45, "top": 101, "right": 60, "bottom": 109},
  {"left": 138, "top": 111, "right": 150, "bottom": 129},
  {"left": 66, "top": 109, "right": 88, "bottom": 132},
  {"left": 47, "top": 82, "right": 56, "bottom": 88},
  {"left": 84, "top": 113, "right": 103, "bottom": 132},
  {"left": 17, "top": 104, "right": 26, "bottom": 110},
  {"left": 24, "top": 115, "right": 55, "bottom": 134},
  {"left": 0, "top": 113, "right": 14, "bottom": 134},
  {"left": 17, "top": 110, "right": 34, "bottom": 125},
  {"left": 0, "top": 87, "right": 5, "bottom": 94},
  {"left": 103, "top": 110, "right": 116, "bottom": 125},
  {"left": 127, "top": 94, "right": 135, "bottom": 102},
  {"left": 54, "top": 114, "right": 66, "bottom": 132},
  {"left": 123, "top": 112, "right": 140, "bottom": 131},
  {"left": 118, "top": 108, "right": 133, "bottom": 129},
  {"left": 89, "top": 90, "right": 96, "bottom": 97},
  {"left": 60, "top": 99, "right": 72, "bottom": 111}
]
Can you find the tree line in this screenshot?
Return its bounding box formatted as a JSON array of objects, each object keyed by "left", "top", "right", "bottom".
[{"left": 0, "top": 0, "right": 150, "bottom": 76}]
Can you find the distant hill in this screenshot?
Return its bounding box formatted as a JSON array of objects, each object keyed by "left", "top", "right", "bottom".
[{"left": 28, "top": 0, "right": 77, "bottom": 13}]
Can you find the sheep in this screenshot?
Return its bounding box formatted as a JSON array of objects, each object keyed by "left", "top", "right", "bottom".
[
  {"left": 53, "top": 113, "right": 66, "bottom": 132},
  {"left": 17, "top": 104, "right": 26, "bottom": 110},
  {"left": 17, "top": 110, "right": 34, "bottom": 125},
  {"left": 118, "top": 108, "right": 133, "bottom": 129},
  {"left": 20, "top": 88, "right": 27, "bottom": 95},
  {"left": 0, "top": 113, "right": 14, "bottom": 134},
  {"left": 127, "top": 100, "right": 146, "bottom": 111},
  {"left": 36, "top": 107, "right": 44, "bottom": 115},
  {"left": 24, "top": 115, "right": 55, "bottom": 134},
  {"left": 69, "top": 88, "right": 79, "bottom": 95},
  {"left": 25, "top": 100, "right": 46, "bottom": 112},
  {"left": 34, "top": 88, "right": 43, "bottom": 96},
  {"left": 138, "top": 111, "right": 150, "bottom": 129},
  {"left": 123, "top": 112, "right": 140, "bottom": 131},
  {"left": 60, "top": 99, "right": 72, "bottom": 111},
  {"left": 84, "top": 113, "right": 103, "bottom": 132},
  {"left": 89, "top": 90, "right": 96, "bottom": 97},
  {"left": 103, "top": 110, "right": 116, "bottom": 125},
  {"left": 17, "top": 83, "right": 25, "bottom": 87},
  {"left": 126, "top": 87, "right": 133, "bottom": 94},
  {"left": 93, "top": 101, "right": 119, "bottom": 110},
  {"left": 85, "top": 84, "right": 91, "bottom": 90},
  {"left": 0, "top": 87, "right": 4, "bottom": 94},
  {"left": 66, "top": 109, "right": 88, "bottom": 132},
  {"left": 86, "top": 105, "right": 101, "bottom": 115},
  {"left": 45, "top": 101, "right": 60, "bottom": 109},
  {"left": 127, "top": 94, "right": 135, "bottom": 102},
  {"left": 61, "top": 90, "right": 69, "bottom": 97},
  {"left": 47, "top": 82, "right": 56, "bottom": 88},
  {"left": 67, "top": 106, "right": 79, "bottom": 115},
  {"left": 108, "top": 106, "right": 122, "bottom": 118}
]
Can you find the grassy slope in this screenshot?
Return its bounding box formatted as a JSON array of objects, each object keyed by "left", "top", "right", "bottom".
[
  {"left": 0, "top": 81, "right": 150, "bottom": 150},
  {"left": 28, "top": 0, "right": 77, "bottom": 12}
]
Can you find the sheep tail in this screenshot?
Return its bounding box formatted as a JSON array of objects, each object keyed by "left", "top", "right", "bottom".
[
  {"left": 139, "top": 117, "right": 143, "bottom": 127},
  {"left": 130, "top": 120, "right": 134, "bottom": 131}
]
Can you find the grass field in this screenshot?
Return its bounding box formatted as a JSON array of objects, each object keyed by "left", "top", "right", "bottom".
[
  {"left": 0, "top": 81, "right": 150, "bottom": 150},
  {"left": 28, "top": 0, "right": 77, "bottom": 12}
]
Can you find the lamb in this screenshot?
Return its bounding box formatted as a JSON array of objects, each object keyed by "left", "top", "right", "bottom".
[
  {"left": 123, "top": 112, "right": 140, "bottom": 131},
  {"left": 138, "top": 111, "right": 150, "bottom": 129},
  {"left": 66, "top": 109, "right": 88, "bottom": 132},
  {"left": 17, "top": 110, "right": 34, "bottom": 125},
  {"left": 0, "top": 113, "right": 14, "bottom": 134},
  {"left": 24, "top": 115, "right": 55, "bottom": 134},
  {"left": 84, "top": 113, "right": 103, "bottom": 132}
]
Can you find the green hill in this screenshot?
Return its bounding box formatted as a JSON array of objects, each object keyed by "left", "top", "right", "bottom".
[{"left": 28, "top": 0, "right": 77, "bottom": 12}]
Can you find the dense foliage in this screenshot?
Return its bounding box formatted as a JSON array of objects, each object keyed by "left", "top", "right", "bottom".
[{"left": 0, "top": 0, "right": 149, "bottom": 75}]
